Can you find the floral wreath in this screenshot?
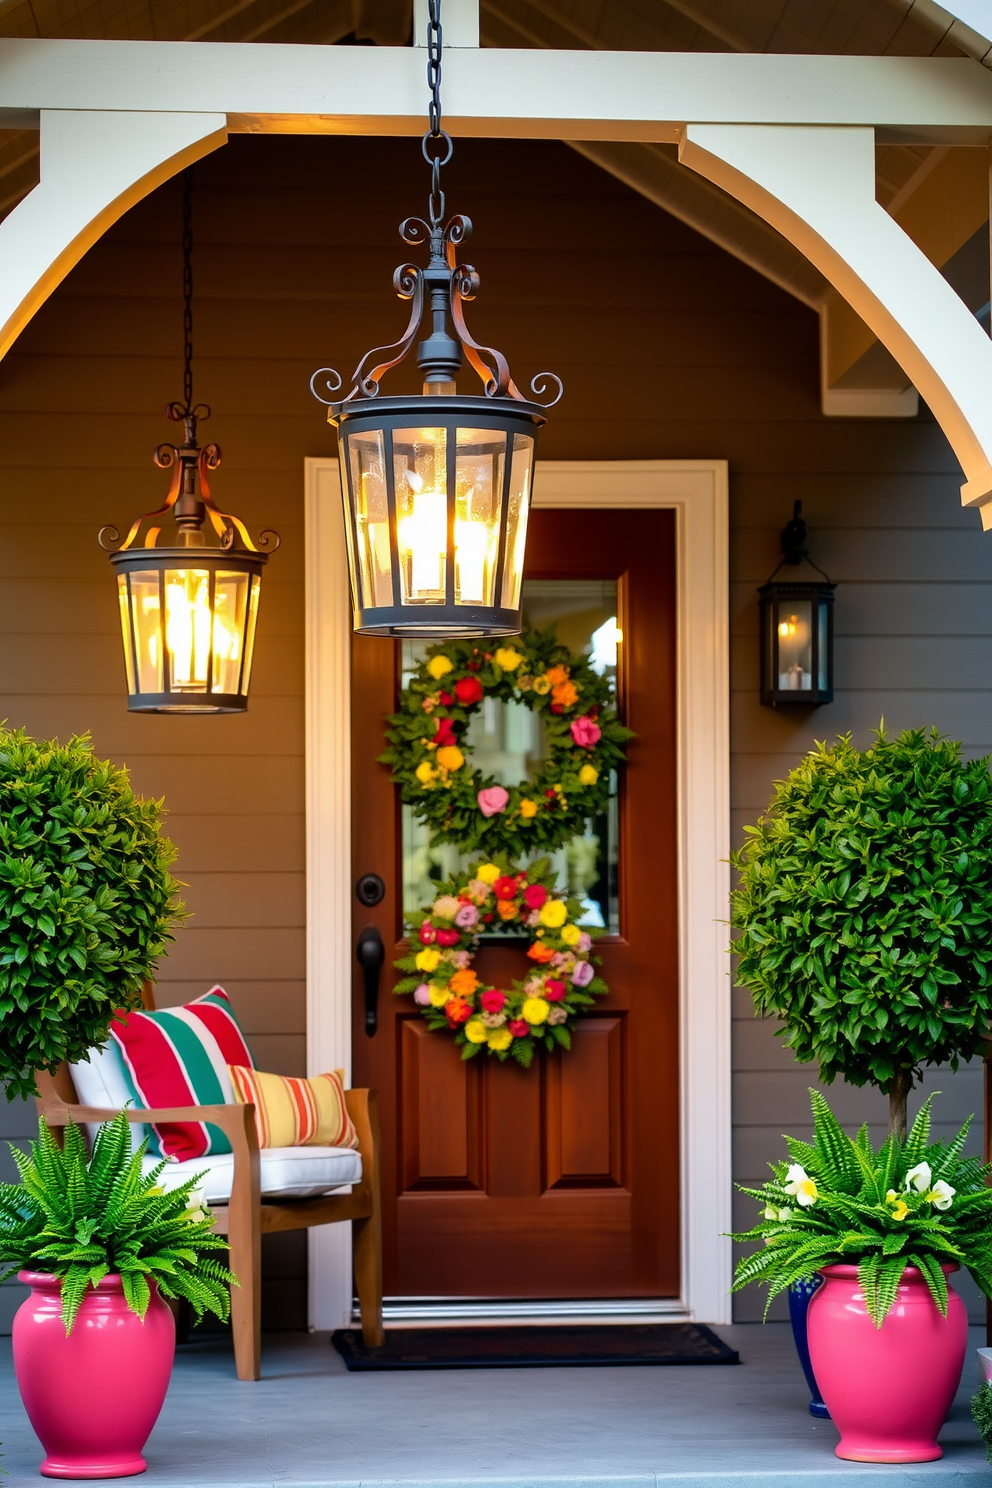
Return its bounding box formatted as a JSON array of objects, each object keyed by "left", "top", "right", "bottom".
[
  {"left": 380, "top": 628, "right": 633, "bottom": 859},
  {"left": 393, "top": 858, "right": 607, "bottom": 1067}
]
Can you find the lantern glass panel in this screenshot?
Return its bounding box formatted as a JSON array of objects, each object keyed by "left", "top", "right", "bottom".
[
  {"left": 776, "top": 598, "right": 813, "bottom": 692},
  {"left": 500, "top": 433, "right": 535, "bottom": 611},
  {"left": 128, "top": 570, "right": 164, "bottom": 695},
  {"left": 347, "top": 428, "right": 392, "bottom": 609},
  {"left": 116, "top": 574, "right": 136, "bottom": 693},
  {"left": 394, "top": 426, "right": 447, "bottom": 605},
  {"left": 241, "top": 573, "right": 261, "bottom": 695},
  {"left": 163, "top": 568, "right": 212, "bottom": 693},
  {"left": 454, "top": 427, "right": 505, "bottom": 608},
  {"left": 211, "top": 570, "right": 251, "bottom": 695},
  {"left": 818, "top": 600, "right": 830, "bottom": 692}
]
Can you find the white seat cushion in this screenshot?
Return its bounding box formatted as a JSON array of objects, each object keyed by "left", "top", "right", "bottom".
[
  {"left": 70, "top": 1043, "right": 147, "bottom": 1152},
  {"left": 141, "top": 1145, "right": 362, "bottom": 1204}
]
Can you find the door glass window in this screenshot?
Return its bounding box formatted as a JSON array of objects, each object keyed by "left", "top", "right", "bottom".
[{"left": 401, "top": 578, "right": 620, "bottom": 932}]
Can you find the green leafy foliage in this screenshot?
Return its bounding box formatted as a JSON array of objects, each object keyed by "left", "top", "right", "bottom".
[
  {"left": 732, "top": 1089, "right": 992, "bottom": 1326},
  {"left": 0, "top": 728, "right": 184, "bottom": 1100},
  {"left": 971, "top": 1381, "right": 992, "bottom": 1462},
  {"left": 0, "top": 1112, "right": 235, "bottom": 1332},
  {"left": 380, "top": 628, "right": 633, "bottom": 860},
  {"left": 730, "top": 727, "right": 992, "bottom": 1091}
]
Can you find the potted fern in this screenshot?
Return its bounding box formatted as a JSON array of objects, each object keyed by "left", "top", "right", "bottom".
[
  {"left": 735, "top": 1090, "right": 992, "bottom": 1462},
  {"left": 0, "top": 1112, "right": 234, "bottom": 1479}
]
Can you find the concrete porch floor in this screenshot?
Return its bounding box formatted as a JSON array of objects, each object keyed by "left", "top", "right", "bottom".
[{"left": 1, "top": 1324, "right": 990, "bottom": 1487}]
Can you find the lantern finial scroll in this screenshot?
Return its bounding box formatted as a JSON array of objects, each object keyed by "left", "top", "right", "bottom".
[
  {"left": 100, "top": 171, "right": 279, "bottom": 714},
  {"left": 759, "top": 501, "right": 835, "bottom": 707},
  {"left": 310, "top": 0, "right": 560, "bottom": 640}
]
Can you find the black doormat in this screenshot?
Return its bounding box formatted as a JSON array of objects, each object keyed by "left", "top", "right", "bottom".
[{"left": 331, "top": 1322, "right": 739, "bottom": 1370}]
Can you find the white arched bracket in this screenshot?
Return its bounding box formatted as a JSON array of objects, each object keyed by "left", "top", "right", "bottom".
[
  {"left": 679, "top": 124, "right": 992, "bottom": 523},
  {"left": 0, "top": 109, "right": 227, "bottom": 361}
]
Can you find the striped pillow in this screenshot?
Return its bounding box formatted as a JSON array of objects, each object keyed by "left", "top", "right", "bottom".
[
  {"left": 109, "top": 986, "right": 254, "bottom": 1162},
  {"left": 228, "top": 1066, "right": 358, "bottom": 1151}
]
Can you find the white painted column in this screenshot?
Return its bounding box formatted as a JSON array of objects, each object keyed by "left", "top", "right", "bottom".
[
  {"left": 679, "top": 124, "right": 992, "bottom": 521},
  {"left": 0, "top": 109, "right": 227, "bottom": 359}
]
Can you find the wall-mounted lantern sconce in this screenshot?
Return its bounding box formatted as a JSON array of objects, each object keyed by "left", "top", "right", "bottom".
[{"left": 759, "top": 502, "right": 835, "bottom": 707}]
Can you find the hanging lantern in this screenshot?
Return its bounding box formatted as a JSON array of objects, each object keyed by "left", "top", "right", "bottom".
[
  {"left": 100, "top": 175, "right": 278, "bottom": 713},
  {"left": 311, "top": 0, "right": 560, "bottom": 639},
  {"left": 759, "top": 502, "right": 835, "bottom": 707}
]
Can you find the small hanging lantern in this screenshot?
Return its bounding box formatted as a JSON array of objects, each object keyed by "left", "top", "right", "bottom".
[
  {"left": 759, "top": 502, "right": 835, "bottom": 707},
  {"left": 100, "top": 174, "right": 278, "bottom": 713},
  {"left": 310, "top": 0, "right": 560, "bottom": 639}
]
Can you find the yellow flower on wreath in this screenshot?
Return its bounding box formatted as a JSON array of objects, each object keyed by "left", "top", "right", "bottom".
[
  {"left": 578, "top": 764, "right": 598, "bottom": 786},
  {"left": 532, "top": 676, "right": 551, "bottom": 696},
  {"left": 465, "top": 1019, "right": 488, "bottom": 1043},
  {"left": 522, "top": 997, "right": 550, "bottom": 1025},
  {"left": 416, "top": 947, "right": 441, "bottom": 973},
  {"left": 476, "top": 863, "right": 500, "bottom": 884},
  {"left": 561, "top": 923, "right": 581, "bottom": 947},
  {"left": 494, "top": 647, "right": 523, "bottom": 671},
  {"left": 427, "top": 655, "right": 453, "bottom": 680},
  {"left": 436, "top": 746, "right": 464, "bottom": 772},
  {"left": 538, "top": 899, "right": 568, "bottom": 930},
  {"left": 428, "top": 983, "right": 449, "bottom": 1007},
  {"left": 487, "top": 1027, "right": 513, "bottom": 1051},
  {"left": 519, "top": 799, "right": 538, "bottom": 819},
  {"left": 415, "top": 760, "right": 437, "bottom": 785}
]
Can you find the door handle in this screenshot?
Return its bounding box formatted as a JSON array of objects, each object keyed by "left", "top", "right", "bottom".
[{"left": 357, "top": 926, "right": 385, "bottom": 1037}]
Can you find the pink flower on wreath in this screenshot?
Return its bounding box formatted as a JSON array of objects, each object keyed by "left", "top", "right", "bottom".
[
  {"left": 523, "top": 883, "right": 547, "bottom": 910},
  {"left": 452, "top": 950, "right": 472, "bottom": 969},
  {"left": 477, "top": 785, "right": 510, "bottom": 818},
  {"left": 544, "top": 978, "right": 567, "bottom": 1002},
  {"left": 481, "top": 989, "right": 507, "bottom": 1014},
  {"left": 570, "top": 715, "right": 602, "bottom": 748},
  {"left": 571, "top": 960, "right": 594, "bottom": 987},
  {"left": 577, "top": 932, "right": 592, "bottom": 952},
  {"left": 455, "top": 903, "right": 479, "bottom": 930},
  {"left": 413, "top": 983, "right": 432, "bottom": 1006}
]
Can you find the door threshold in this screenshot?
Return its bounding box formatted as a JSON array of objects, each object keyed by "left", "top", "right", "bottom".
[{"left": 355, "top": 1297, "right": 690, "bottom": 1328}]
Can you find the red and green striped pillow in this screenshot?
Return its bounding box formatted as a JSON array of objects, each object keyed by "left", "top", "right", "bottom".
[{"left": 109, "top": 986, "right": 254, "bottom": 1162}]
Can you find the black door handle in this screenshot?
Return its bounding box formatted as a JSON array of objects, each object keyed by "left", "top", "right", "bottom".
[{"left": 357, "top": 926, "right": 385, "bottom": 1037}]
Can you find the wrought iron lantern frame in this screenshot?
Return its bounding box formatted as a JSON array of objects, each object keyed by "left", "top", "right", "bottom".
[
  {"left": 310, "top": 0, "right": 560, "bottom": 639},
  {"left": 759, "top": 501, "right": 835, "bottom": 707}
]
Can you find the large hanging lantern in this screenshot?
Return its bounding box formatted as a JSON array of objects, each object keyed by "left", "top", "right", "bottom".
[
  {"left": 311, "top": 0, "right": 560, "bottom": 639},
  {"left": 759, "top": 502, "right": 835, "bottom": 707},
  {"left": 100, "top": 175, "right": 278, "bottom": 713}
]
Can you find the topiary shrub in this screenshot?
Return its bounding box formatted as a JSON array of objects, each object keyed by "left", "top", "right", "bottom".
[
  {"left": 730, "top": 727, "right": 992, "bottom": 1138},
  {"left": 0, "top": 728, "right": 184, "bottom": 1101}
]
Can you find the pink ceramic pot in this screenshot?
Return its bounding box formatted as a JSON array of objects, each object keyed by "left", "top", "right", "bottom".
[
  {"left": 13, "top": 1270, "right": 175, "bottom": 1478},
  {"left": 807, "top": 1262, "right": 967, "bottom": 1462}
]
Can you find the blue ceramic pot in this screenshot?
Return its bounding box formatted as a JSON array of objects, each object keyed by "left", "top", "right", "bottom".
[{"left": 788, "top": 1275, "right": 830, "bottom": 1418}]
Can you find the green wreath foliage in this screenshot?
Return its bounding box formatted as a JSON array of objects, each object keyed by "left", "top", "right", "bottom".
[
  {"left": 0, "top": 729, "right": 185, "bottom": 1102},
  {"left": 730, "top": 727, "right": 992, "bottom": 1093},
  {"left": 380, "top": 628, "right": 633, "bottom": 859}
]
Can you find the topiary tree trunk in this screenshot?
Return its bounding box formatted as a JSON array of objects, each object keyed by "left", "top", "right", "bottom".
[{"left": 888, "top": 1068, "right": 913, "bottom": 1143}]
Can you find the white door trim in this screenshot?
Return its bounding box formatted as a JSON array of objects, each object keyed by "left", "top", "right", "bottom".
[{"left": 304, "top": 456, "right": 731, "bottom": 1328}]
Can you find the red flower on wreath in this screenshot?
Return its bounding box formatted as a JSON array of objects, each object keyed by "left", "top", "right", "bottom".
[
  {"left": 438, "top": 691, "right": 454, "bottom": 706},
  {"left": 434, "top": 718, "right": 457, "bottom": 748},
  {"left": 418, "top": 923, "right": 435, "bottom": 945},
  {"left": 455, "top": 676, "right": 484, "bottom": 705},
  {"left": 523, "top": 884, "right": 547, "bottom": 910},
  {"left": 445, "top": 997, "right": 472, "bottom": 1026},
  {"left": 494, "top": 876, "right": 519, "bottom": 900},
  {"left": 508, "top": 1019, "right": 530, "bottom": 1037},
  {"left": 435, "top": 928, "right": 460, "bottom": 948},
  {"left": 544, "top": 979, "right": 566, "bottom": 1001},
  {"left": 481, "top": 989, "right": 506, "bottom": 1014}
]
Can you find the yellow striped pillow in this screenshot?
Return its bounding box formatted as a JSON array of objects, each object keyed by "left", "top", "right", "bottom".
[{"left": 228, "top": 1066, "right": 359, "bottom": 1150}]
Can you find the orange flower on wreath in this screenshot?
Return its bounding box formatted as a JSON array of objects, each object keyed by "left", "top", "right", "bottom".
[
  {"left": 551, "top": 680, "right": 578, "bottom": 709},
  {"left": 497, "top": 900, "right": 519, "bottom": 922},
  {"left": 448, "top": 968, "right": 479, "bottom": 997},
  {"left": 445, "top": 996, "right": 473, "bottom": 1025},
  {"left": 527, "top": 940, "right": 556, "bottom": 964},
  {"left": 545, "top": 665, "right": 570, "bottom": 686}
]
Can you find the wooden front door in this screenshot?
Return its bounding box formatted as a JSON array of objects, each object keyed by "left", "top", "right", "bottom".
[{"left": 351, "top": 508, "right": 679, "bottom": 1300}]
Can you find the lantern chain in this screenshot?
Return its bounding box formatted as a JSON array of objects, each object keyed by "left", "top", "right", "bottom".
[
  {"left": 422, "top": 0, "right": 451, "bottom": 231},
  {"left": 181, "top": 169, "right": 194, "bottom": 415}
]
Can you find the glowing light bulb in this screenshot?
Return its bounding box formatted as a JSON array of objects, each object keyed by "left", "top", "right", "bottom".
[
  {"left": 454, "top": 511, "right": 494, "bottom": 604},
  {"left": 779, "top": 617, "right": 798, "bottom": 638},
  {"left": 398, "top": 470, "right": 447, "bottom": 599},
  {"left": 165, "top": 570, "right": 211, "bottom": 688}
]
